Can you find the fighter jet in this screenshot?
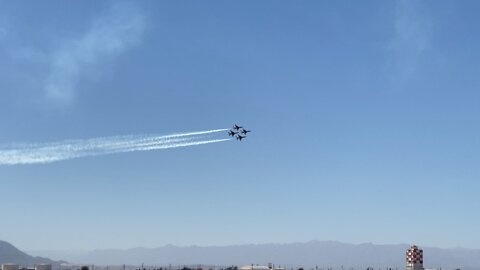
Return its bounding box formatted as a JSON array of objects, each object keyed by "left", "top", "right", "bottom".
[
  {"left": 233, "top": 124, "right": 242, "bottom": 131},
  {"left": 228, "top": 130, "right": 238, "bottom": 137},
  {"left": 240, "top": 129, "right": 251, "bottom": 135},
  {"left": 236, "top": 135, "right": 245, "bottom": 141}
]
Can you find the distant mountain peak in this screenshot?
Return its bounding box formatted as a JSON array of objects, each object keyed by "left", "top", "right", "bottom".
[{"left": 0, "top": 240, "right": 61, "bottom": 267}]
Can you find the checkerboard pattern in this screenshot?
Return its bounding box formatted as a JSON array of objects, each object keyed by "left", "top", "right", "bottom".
[{"left": 406, "top": 245, "right": 423, "bottom": 265}]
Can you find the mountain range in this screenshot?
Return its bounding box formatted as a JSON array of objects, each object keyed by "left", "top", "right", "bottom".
[{"left": 27, "top": 241, "right": 480, "bottom": 270}]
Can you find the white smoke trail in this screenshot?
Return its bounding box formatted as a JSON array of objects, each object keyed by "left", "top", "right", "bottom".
[{"left": 0, "top": 129, "right": 230, "bottom": 165}]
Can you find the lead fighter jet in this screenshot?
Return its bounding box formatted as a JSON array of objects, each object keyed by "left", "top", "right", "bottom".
[{"left": 240, "top": 129, "right": 251, "bottom": 135}]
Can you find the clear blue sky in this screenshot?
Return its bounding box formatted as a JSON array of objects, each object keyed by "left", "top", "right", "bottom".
[{"left": 0, "top": 0, "right": 479, "bottom": 251}]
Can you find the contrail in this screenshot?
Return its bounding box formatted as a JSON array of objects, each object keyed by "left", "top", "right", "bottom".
[{"left": 0, "top": 129, "right": 230, "bottom": 165}]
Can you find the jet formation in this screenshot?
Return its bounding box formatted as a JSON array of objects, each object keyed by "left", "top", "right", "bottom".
[{"left": 228, "top": 124, "right": 251, "bottom": 141}]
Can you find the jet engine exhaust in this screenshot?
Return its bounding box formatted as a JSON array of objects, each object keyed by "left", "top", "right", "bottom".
[{"left": 0, "top": 129, "right": 230, "bottom": 165}]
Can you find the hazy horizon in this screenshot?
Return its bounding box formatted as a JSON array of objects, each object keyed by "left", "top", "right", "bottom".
[
  {"left": 20, "top": 241, "right": 480, "bottom": 269},
  {"left": 25, "top": 240, "right": 477, "bottom": 262}
]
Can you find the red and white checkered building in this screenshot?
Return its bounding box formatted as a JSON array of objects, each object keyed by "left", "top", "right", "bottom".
[{"left": 406, "top": 245, "right": 424, "bottom": 270}]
